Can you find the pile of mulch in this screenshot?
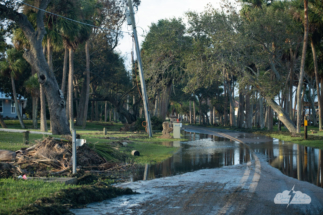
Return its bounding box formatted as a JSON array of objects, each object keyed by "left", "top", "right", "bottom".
[
  {"left": 0, "top": 162, "right": 21, "bottom": 178},
  {"left": 13, "top": 137, "right": 113, "bottom": 176}
]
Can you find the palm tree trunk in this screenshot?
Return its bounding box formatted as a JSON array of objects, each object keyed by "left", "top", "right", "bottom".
[
  {"left": 61, "top": 46, "right": 68, "bottom": 95},
  {"left": 40, "top": 85, "right": 47, "bottom": 131},
  {"left": 82, "top": 41, "right": 91, "bottom": 128},
  {"left": 68, "top": 48, "right": 74, "bottom": 130},
  {"left": 10, "top": 74, "right": 25, "bottom": 129},
  {"left": 311, "top": 39, "right": 322, "bottom": 130},
  {"left": 32, "top": 97, "right": 37, "bottom": 129},
  {"left": 40, "top": 46, "right": 47, "bottom": 132},
  {"left": 296, "top": 0, "right": 309, "bottom": 133}
]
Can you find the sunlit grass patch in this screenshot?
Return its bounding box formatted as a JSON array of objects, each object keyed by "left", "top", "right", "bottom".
[{"left": 0, "top": 178, "right": 79, "bottom": 215}]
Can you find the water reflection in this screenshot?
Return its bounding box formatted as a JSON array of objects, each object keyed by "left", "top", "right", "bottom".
[
  {"left": 244, "top": 139, "right": 323, "bottom": 187},
  {"left": 132, "top": 132, "right": 251, "bottom": 181}
]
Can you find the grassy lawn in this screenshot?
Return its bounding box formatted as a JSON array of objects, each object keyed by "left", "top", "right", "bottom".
[
  {"left": 0, "top": 132, "right": 51, "bottom": 151},
  {"left": 0, "top": 121, "right": 182, "bottom": 162},
  {"left": 0, "top": 120, "right": 184, "bottom": 214},
  {"left": 1, "top": 120, "right": 124, "bottom": 131},
  {"left": 0, "top": 178, "right": 80, "bottom": 215}
]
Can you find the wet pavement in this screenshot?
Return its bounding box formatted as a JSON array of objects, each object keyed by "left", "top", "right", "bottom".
[
  {"left": 131, "top": 128, "right": 323, "bottom": 188},
  {"left": 71, "top": 126, "right": 323, "bottom": 215}
]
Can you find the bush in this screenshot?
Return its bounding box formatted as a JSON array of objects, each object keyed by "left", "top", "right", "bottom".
[
  {"left": 134, "top": 118, "right": 146, "bottom": 131},
  {"left": 134, "top": 116, "right": 163, "bottom": 131},
  {"left": 151, "top": 116, "right": 163, "bottom": 130}
]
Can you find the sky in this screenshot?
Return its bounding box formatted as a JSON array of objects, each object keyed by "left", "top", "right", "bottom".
[{"left": 115, "top": 0, "right": 234, "bottom": 71}]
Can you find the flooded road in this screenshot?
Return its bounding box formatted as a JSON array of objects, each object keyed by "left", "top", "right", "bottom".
[
  {"left": 71, "top": 126, "right": 323, "bottom": 215},
  {"left": 132, "top": 133, "right": 251, "bottom": 182},
  {"left": 133, "top": 131, "right": 323, "bottom": 188}
]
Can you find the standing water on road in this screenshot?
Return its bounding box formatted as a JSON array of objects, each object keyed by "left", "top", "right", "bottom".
[
  {"left": 132, "top": 131, "right": 323, "bottom": 188},
  {"left": 131, "top": 132, "right": 252, "bottom": 181}
]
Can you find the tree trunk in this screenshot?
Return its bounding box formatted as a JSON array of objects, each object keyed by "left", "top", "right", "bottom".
[
  {"left": 32, "top": 97, "right": 38, "bottom": 129},
  {"left": 247, "top": 92, "right": 253, "bottom": 129},
  {"left": 213, "top": 106, "right": 216, "bottom": 125},
  {"left": 90, "top": 101, "right": 94, "bottom": 122},
  {"left": 259, "top": 97, "right": 264, "bottom": 129},
  {"left": 109, "top": 108, "right": 112, "bottom": 122},
  {"left": 268, "top": 106, "right": 273, "bottom": 131},
  {"left": 224, "top": 82, "right": 228, "bottom": 126},
  {"left": 0, "top": 114, "right": 7, "bottom": 128},
  {"left": 47, "top": 37, "right": 54, "bottom": 132},
  {"left": 1, "top": 1, "right": 70, "bottom": 134},
  {"left": 189, "top": 101, "right": 192, "bottom": 124},
  {"left": 68, "top": 48, "right": 74, "bottom": 130},
  {"left": 40, "top": 84, "right": 47, "bottom": 132},
  {"left": 95, "top": 101, "right": 99, "bottom": 121},
  {"left": 311, "top": 39, "right": 322, "bottom": 130},
  {"left": 154, "top": 94, "right": 158, "bottom": 116},
  {"left": 160, "top": 83, "right": 172, "bottom": 120},
  {"left": 81, "top": 41, "right": 91, "bottom": 128},
  {"left": 246, "top": 90, "right": 251, "bottom": 128},
  {"left": 266, "top": 97, "right": 296, "bottom": 133},
  {"left": 10, "top": 74, "right": 25, "bottom": 128},
  {"left": 40, "top": 46, "right": 47, "bottom": 132},
  {"left": 61, "top": 46, "right": 68, "bottom": 95},
  {"left": 238, "top": 92, "right": 244, "bottom": 128},
  {"left": 75, "top": 78, "right": 86, "bottom": 126},
  {"left": 105, "top": 101, "right": 108, "bottom": 122},
  {"left": 199, "top": 99, "right": 202, "bottom": 125},
  {"left": 193, "top": 101, "right": 196, "bottom": 124},
  {"left": 307, "top": 88, "right": 317, "bottom": 126},
  {"left": 227, "top": 80, "right": 236, "bottom": 126},
  {"left": 296, "top": 0, "right": 309, "bottom": 133},
  {"left": 210, "top": 103, "right": 213, "bottom": 125}
]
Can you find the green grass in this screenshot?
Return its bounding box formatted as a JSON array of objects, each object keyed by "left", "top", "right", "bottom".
[
  {"left": 0, "top": 132, "right": 51, "bottom": 151},
  {"left": 120, "top": 141, "right": 179, "bottom": 164},
  {"left": 0, "top": 178, "right": 79, "bottom": 215},
  {"left": 253, "top": 131, "right": 323, "bottom": 150},
  {"left": 1, "top": 120, "right": 125, "bottom": 132}
]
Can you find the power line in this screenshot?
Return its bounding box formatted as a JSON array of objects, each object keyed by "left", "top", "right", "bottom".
[{"left": 15, "top": 0, "right": 133, "bottom": 35}]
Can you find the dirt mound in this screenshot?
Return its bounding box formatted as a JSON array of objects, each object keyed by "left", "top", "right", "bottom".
[{"left": 15, "top": 137, "right": 110, "bottom": 176}]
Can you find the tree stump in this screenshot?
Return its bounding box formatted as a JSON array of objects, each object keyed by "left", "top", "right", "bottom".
[
  {"left": 23, "top": 131, "right": 29, "bottom": 145},
  {"left": 158, "top": 122, "right": 173, "bottom": 139},
  {"left": 103, "top": 127, "right": 107, "bottom": 135}
]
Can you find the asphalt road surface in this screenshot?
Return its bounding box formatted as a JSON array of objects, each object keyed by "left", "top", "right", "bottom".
[{"left": 71, "top": 126, "right": 323, "bottom": 215}]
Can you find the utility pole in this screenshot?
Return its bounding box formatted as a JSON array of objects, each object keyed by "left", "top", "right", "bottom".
[{"left": 127, "top": 0, "right": 152, "bottom": 137}]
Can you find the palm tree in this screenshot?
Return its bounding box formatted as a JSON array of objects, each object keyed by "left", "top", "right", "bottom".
[
  {"left": 0, "top": 48, "right": 27, "bottom": 129},
  {"left": 308, "top": 0, "right": 323, "bottom": 130},
  {"left": 24, "top": 74, "right": 40, "bottom": 129}
]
